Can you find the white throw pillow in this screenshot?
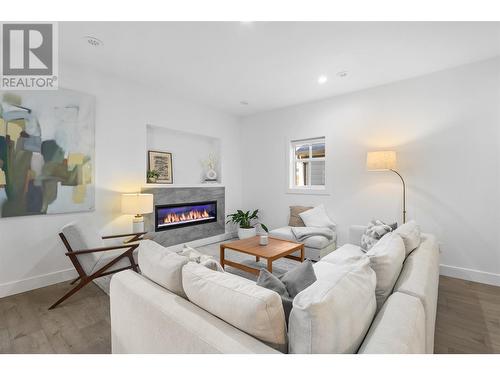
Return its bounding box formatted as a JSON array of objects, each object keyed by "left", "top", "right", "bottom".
[
  {"left": 366, "top": 232, "right": 405, "bottom": 310},
  {"left": 182, "top": 262, "right": 287, "bottom": 352},
  {"left": 288, "top": 257, "right": 377, "bottom": 354},
  {"left": 394, "top": 220, "right": 421, "bottom": 256},
  {"left": 298, "top": 204, "right": 336, "bottom": 229},
  {"left": 138, "top": 240, "right": 189, "bottom": 298}
]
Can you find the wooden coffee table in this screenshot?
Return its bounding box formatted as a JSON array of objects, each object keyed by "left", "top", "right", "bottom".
[{"left": 220, "top": 236, "right": 305, "bottom": 275}]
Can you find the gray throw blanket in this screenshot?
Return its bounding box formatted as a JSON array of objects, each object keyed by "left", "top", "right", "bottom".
[{"left": 291, "top": 226, "right": 335, "bottom": 241}]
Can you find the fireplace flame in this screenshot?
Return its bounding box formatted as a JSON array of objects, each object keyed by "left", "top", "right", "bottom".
[{"left": 163, "top": 209, "right": 211, "bottom": 224}]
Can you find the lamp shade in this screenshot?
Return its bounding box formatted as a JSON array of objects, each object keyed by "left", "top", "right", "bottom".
[
  {"left": 121, "top": 193, "right": 153, "bottom": 215},
  {"left": 366, "top": 151, "right": 397, "bottom": 171}
]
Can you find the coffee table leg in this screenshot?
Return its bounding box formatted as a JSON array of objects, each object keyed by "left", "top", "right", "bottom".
[
  {"left": 267, "top": 259, "right": 273, "bottom": 273},
  {"left": 300, "top": 245, "right": 305, "bottom": 262},
  {"left": 220, "top": 244, "right": 225, "bottom": 270}
]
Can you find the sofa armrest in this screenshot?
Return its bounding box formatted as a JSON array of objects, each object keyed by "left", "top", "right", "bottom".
[
  {"left": 349, "top": 225, "right": 367, "bottom": 246},
  {"left": 110, "top": 270, "right": 280, "bottom": 354}
]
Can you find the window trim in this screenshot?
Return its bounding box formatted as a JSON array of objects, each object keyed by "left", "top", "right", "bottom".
[{"left": 286, "top": 136, "right": 330, "bottom": 195}]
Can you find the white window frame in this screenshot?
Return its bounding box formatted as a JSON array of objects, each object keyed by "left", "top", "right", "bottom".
[{"left": 286, "top": 136, "right": 329, "bottom": 195}]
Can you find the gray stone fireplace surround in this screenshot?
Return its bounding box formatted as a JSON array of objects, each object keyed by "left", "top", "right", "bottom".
[{"left": 141, "top": 186, "right": 225, "bottom": 247}]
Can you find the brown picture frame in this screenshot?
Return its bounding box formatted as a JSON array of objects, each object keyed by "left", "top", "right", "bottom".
[{"left": 148, "top": 150, "right": 173, "bottom": 184}]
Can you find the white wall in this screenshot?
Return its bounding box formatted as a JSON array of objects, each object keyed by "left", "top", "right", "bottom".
[
  {"left": 240, "top": 57, "right": 500, "bottom": 285},
  {"left": 0, "top": 63, "right": 242, "bottom": 297}
]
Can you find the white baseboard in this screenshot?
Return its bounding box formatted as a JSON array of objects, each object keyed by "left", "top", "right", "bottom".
[
  {"left": 0, "top": 268, "right": 78, "bottom": 299},
  {"left": 0, "top": 232, "right": 237, "bottom": 299},
  {"left": 440, "top": 264, "right": 500, "bottom": 287}
]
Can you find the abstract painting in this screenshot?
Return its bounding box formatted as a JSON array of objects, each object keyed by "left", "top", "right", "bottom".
[{"left": 0, "top": 89, "right": 95, "bottom": 217}]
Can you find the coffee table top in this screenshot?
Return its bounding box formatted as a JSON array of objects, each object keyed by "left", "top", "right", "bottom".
[{"left": 221, "top": 236, "right": 303, "bottom": 259}]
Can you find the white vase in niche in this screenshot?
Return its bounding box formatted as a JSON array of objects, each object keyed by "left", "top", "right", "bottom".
[{"left": 205, "top": 169, "right": 217, "bottom": 181}]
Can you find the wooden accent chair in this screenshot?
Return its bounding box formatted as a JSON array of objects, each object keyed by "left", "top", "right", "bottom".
[{"left": 49, "top": 222, "right": 146, "bottom": 310}]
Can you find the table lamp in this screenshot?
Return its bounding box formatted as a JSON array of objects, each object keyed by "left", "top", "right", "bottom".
[
  {"left": 366, "top": 151, "right": 406, "bottom": 223},
  {"left": 121, "top": 193, "right": 154, "bottom": 232}
]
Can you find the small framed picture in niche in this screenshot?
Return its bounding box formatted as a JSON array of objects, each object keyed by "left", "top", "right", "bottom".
[{"left": 148, "top": 151, "right": 173, "bottom": 184}]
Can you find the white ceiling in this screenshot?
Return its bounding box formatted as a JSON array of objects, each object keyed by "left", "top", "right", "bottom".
[{"left": 60, "top": 22, "right": 500, "bottom": 116}]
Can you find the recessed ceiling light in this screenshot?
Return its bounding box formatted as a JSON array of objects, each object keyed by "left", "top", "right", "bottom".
[
  {"left": 240, "top": 101, "right": 249, "bottom": 105},
  {"left": 317, "top": 75, "right": 328, "bottom": 84},
  {"left": 337, "top": 70, "right": 348, "bottom": 78},
  {"left": 84, "top": 36, "right": 103, "bottom": 47}
]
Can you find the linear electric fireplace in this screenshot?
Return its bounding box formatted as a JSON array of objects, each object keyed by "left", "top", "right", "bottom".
[{"left": 155, "top": 201, "right": 217, "bottom": 232}]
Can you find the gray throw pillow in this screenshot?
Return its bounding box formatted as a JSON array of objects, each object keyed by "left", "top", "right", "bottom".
[
  {"left": 279, "top": 259, "right": 317, "bottom": 298},
  {"left": 257, "top": 261, "right": 317, "bottom": 325},
  {"left": 257, "top": 269, "right": 293, "bottom": 324},
  {"left": 257, "top": 268, "right": 288, "bottom": 296}
]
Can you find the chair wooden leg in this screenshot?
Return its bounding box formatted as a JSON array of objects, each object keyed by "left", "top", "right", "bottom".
[
  {"left": 70, "top": 276, "right": 80, "bottom": 285},
  {"left": 48, "top": 279, "right": 90, "bottom": 310}
]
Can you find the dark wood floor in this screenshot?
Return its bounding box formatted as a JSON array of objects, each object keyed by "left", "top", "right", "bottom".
[
  {"left": 0, "top": 281, "right": 110, "bottom": 353},
  {"left": 434, "top": 276, "right": 500, "bottom": 353},
  {"left": 1, "top": 275, "right": 499, "bottom": 353}
]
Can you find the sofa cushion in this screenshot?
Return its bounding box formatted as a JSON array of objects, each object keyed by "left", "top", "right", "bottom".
[
  {"left": 358, "top": 292, "right": 426, "bottom": 354},
  {"left": 269, "top": 226, "right": 335, "bottom": 249},
  {"left": 393, "top": 234, "right": 440, "bottom": 353},
  {"left": 298, "top": 204, "right": 336, "bottom": 230},
  {"left": 288, "top": 257, "right": 377, "bottom": 353},
  {"left": 182, "top": 262, "right": 287, "bottom": 352},
  {"left": 366, "top": 232, "right": 405, "bottom": 310},
  {"left": 138, "top": 240, "right": 189, "bottom": 298},
  {"left": 394, "top": 220, "right": 421, "bottom": 256},
  {"left": 288, "top": 206, "right": 313, "bottom": 227},
  {"left": 321, "top": 243, "right": 365, "bottom": 265}
]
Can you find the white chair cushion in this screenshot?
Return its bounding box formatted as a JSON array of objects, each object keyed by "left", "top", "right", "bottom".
[
  {"left": 366, "top": 232, "right": 405, "bottom": 310},
  {"left": 138, "top": 240, "right": 188, "bottom": 298},
  {"left": 182, "top": 262, "right": 287, "bottom": 352},
  {"left": 269, "top": 226, "right": 335, "bottom": 249},
  {"left": 288, "top": 257, "right": 377, "bottom": 353},
  {"left": 298, "top": 204, "right": 336, "bottom": 230},
  {"left": 358, "top": 292, "right": 426, "bottom": 354},
  {"left": 394, "top": 220, "right": 421, "bottom": 256},
  {"left": 61, "top": 222, "right": 105, "bottom": 274}
]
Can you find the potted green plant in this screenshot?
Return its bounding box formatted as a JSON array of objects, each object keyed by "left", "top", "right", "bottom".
[
  {"left": 226, "top": 209, "right": 269, "bottom": 239},
  {"left": 147, "top": 170, "right": 160, "bottom": 183}
]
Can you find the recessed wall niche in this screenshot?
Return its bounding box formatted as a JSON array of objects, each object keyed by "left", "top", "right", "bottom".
[{"left": 146, "top": 125, "right": 222, "bottom": 185}]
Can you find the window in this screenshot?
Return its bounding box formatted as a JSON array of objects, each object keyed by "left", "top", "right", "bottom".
[{"left": 289, "top": 137, "right": 326, "bottom": 191}]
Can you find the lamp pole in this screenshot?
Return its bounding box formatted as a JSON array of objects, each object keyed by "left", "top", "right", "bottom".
[{"left": 390, "top": 169, "right": 406, "bottom": 224}]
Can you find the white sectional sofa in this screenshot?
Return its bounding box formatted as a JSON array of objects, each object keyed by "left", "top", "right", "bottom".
[{"left": 110, "top": 224, "right": 439, "bottom": 354}]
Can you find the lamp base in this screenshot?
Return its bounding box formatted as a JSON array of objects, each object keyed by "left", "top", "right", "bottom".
[{"left": 132, "top": 215, "right": 144, "bottom": 233}]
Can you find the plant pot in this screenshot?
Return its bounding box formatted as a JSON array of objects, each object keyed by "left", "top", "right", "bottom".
[
  {"left": 238, "top": 227, "right": 256, "bottom": 239},
  {"left": 148, "top": 177, "right": 157, "bottom": 183}
]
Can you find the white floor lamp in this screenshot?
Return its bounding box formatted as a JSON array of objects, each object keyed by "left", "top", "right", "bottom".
[{"left": 366, "top": 151, "right": 406, "bottom": 224}]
